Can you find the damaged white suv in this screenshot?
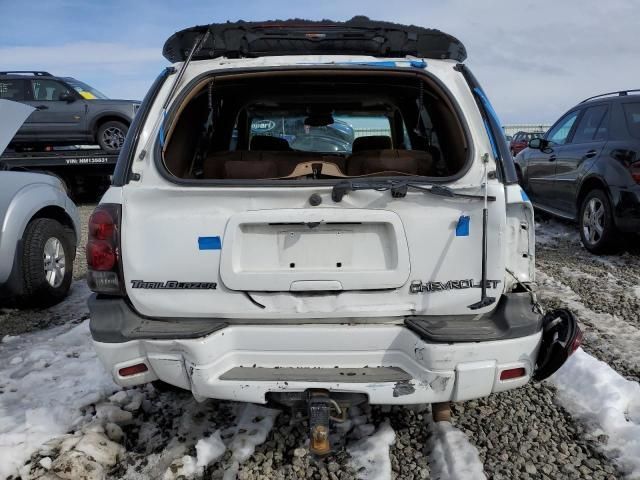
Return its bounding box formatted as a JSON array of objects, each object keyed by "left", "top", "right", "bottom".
[{"left": 87, "top": 18, "right": 580, "bottom": 454}]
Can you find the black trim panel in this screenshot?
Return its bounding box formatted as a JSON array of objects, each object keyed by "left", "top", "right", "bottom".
[
  {"left": 111, "top": 67, "right": 174, "bottom": 186},
  {"left": 405, "top": 293, "right": 542, "bottom": 343},
  {"left": 89, "top": 294, "right": 227, "bottom": 343}
]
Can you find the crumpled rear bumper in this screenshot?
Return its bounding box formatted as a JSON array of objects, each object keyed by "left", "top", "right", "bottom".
[{"left": 92, "top": 320, "right": 542, "bottom": 404}]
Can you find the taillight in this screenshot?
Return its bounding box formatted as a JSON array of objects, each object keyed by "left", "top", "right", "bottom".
[
  {"left": 86, "top": 204, "right": 123, "bottom": 295},
  {"left": 570, "top": 328, "right": 583, "bottom": 354},
  {"left": 630, "top": 161, "right": 640, "bottom": 184},
  {"left": 500, "top": 367, "right": 526, "bottom": 381}
]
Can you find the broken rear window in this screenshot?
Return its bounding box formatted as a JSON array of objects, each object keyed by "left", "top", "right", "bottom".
[{"left": 161, "top": 70, "right": 468, "bottom": 182}]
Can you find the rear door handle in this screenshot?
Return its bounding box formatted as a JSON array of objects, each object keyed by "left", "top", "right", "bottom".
[
  {"left": 549, "top": 155, "right": 556, "bottom": 162},
  {"left": 583, "top": 150, "right": 597, "bottom": 159},
  {"left": 35, "top": 105, "right": 48, "bottom": 110}
]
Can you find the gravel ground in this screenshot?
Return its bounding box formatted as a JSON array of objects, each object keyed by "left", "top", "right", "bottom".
[{"left": 4, "top": 215, "right": 638, "bottom": 480}]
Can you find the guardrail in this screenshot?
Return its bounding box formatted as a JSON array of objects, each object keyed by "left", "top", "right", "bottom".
[{"left": 502, "top": 124, "right": 550, "bottom": 136}]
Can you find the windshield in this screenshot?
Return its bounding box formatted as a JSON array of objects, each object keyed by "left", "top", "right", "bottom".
[
  {"left": 61, "top": 77, "right": 109, "bottom": 100},
  {"left": 248, "top": 114, "right": 391, "bottom": 154}
]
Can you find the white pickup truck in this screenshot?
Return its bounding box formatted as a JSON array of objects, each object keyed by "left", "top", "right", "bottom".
[{"left": 86, "top": 18, "right": 580, "bottom": 455}]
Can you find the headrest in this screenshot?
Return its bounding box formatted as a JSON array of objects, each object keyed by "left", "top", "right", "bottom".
[
  {"left": 250, "top": 135, "right": 291, "bottom": 151},
  {"left": 351, "top": 135, "right": 392, "bottom": 152}
]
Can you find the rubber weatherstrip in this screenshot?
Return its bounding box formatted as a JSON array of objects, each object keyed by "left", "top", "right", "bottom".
[{"left": 112, "top": 67, "right": 174, "bottom": 186}]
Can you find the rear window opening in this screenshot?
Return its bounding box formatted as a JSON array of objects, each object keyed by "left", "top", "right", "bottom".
[{"left": 161, "top": 70, "right": 469, "bottom": 182}]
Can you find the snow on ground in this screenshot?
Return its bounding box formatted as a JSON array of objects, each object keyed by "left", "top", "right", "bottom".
[
  {"left": 0, "top": 283, "right": 118, "bottom": 479},
  {"left": 550, "top": 348, "right": 640, "bottom": 478},
  {"left": 347, "top": 421, "right": 395, "bottom": 480},
  {"left": 427, "top": 420, "right": 487, "bottom": 480},
  {"left": 537, "top": 270, "right": 640, "bottom": 374}
]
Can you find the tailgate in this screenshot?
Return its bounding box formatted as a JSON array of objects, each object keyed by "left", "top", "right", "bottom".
[{"left": 120, "top": 183, "right": 507, "bottom": 319}]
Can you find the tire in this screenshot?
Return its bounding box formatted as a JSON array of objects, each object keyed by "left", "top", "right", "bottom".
[
  {"left": 20, "top": 218, "right": 75, "bottom": 307},
  {"left": 97, "top": 120, "right": 128, "bottom": 152},
  {"left": 579, "top": 189, "right": 619, "bottom": 254}
]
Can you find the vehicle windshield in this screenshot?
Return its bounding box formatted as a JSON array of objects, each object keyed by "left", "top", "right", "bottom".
[
  {"left": 62, "top": 77, "right": 109, "bottom": 100},
  {"left": 248, "top": 114, "right": 391, "bottom": 154}
]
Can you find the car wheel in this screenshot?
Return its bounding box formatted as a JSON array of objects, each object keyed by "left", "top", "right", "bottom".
[
  {"left": 97, "top": 121, "right": 128, "bottom": 152},
  {"left": 579, "top": 189, "right": 618, "bottom": 254},
  {"left": 20, "top": 218, "right": 75, "bottom": 307}
]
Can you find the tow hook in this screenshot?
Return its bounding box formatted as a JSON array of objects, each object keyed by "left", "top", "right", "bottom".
[
  {"left": 308, "top": 390, "right": 333, "bottom": 456},
  {"left": 533, "top": 308, "right": 582, "bottom": 381}
]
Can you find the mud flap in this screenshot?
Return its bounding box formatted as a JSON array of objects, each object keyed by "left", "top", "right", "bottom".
[{"left": 533, "top": 309, "right": 582, "bottom": 381}]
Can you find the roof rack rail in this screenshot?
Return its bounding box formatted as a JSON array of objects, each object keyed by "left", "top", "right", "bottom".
[
  {"left": 0, "top": 70, "right": 53, "bottom": 76},
  {"left": 580, "top": 89, "right": 640, "bottom": 103}
]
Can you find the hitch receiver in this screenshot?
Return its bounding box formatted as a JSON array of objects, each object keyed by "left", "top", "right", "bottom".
[{"left": 308, "top": 390, "right": 332, "bottom": 456}]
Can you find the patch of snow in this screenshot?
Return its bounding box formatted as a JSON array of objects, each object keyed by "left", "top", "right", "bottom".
[
  {"left": 537, "top": 271, "right": 640, "bottom": 372},
  {"left": 0, "top": 319, "right": 118, "bottom": 479},
  {"left": 535, "top": 219, "right": 580, "bottom": 246},
  {"left": 427, "top": 420, "right": 487, "bottom": 480},
  {"left": 221, "top": 403, "right": 280, "bottom": 480},
  {"left": 196, "top": 430, "right": 226, "bottom": 467},
  {"left": 348, "top": 421, "right": 395, "bottom": 480},
  {"left": 551, "top": 348, "right": 640, "bottom": 477},
  {"left": 1, "top": 335, "right": 19, "bottom": 344}
]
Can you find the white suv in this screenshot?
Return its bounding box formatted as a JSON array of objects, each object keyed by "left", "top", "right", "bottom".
[{"left": 87, "top": 18, "right": 579, "bottom": 453}]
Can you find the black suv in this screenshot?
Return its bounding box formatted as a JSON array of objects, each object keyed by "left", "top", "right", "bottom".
[
  {"left": 0, "top": 71, "right": 140, "bottom": 152},
  {"left": 515, "top": 90, "right": 640, "bottom": 253}
]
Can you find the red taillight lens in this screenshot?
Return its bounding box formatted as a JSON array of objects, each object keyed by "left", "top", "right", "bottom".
[
  {"left": 86, "top": 204, "right": 123, "bottom": 295},
  {"left": 570, "top": 328, "right": 583, "bottom": 354},
  {"left": 89, "top": 209, "right": 115, "bottom": 240},
  {"left": 630, "top": 161, "right": 640, "bottom": 184},
  {"left": 86, "top": 240, "right": 116, "bottom": 271},
  {"left": 118, "top": 363, "right": 148, "bottom": 377},
  {"left": 500, "top": 367, "right": 526, "bottom": 380}
]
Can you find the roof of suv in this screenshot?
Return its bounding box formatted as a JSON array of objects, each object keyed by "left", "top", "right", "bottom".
[
  {"left": 163, "top": 17, "right": 467, "bottom": 63},
  {"left": 580, "top": 89, "right": 640, "bottom": 104}
]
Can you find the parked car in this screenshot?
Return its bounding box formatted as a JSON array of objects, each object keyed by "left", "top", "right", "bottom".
[
  {"left": 510, "top": 131, "right": 544, "bottom": 157},
  {"left": 87, "top": 18, "right": 579, "bottom": 454},
  {"left": 0, "top": 99, "right": 79, "bottom": 306},
  {"left": 0, "top": 71, "right": 140, "bottom": 152},
  {"left": 515, "top": 89, "right": 640, "bottom": 253}
]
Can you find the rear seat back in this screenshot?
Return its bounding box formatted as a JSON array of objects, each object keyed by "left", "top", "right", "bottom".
[
  {"left": 347, "top": 149, "right": 434, "bottom": 176},
  {"left": 203, "top": 151, "right": 347, "bottom": 179}
]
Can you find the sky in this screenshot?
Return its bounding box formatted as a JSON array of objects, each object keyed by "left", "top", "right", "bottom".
[{"left": 0, "top": 0, "right": 637, "bottom": 124}]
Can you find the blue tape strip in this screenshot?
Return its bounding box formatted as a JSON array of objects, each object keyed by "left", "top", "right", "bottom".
[
  {"left": 456, "top": 215, "right": 470, "bottom": 237},
  {"left": 473, "top": 87, "right": 501, "bottom": 159},
  {"left": 520, "top": 188, "right": 530, "bottom": 202},
  {"left": 409, "top": 59, "right": 427, "bottom": 69},
  {"left": 159, "top": 110, "right": 167, "bottom": 147},
  {"left": 198, "top": 236, "right": 221, "bottom": 250}
]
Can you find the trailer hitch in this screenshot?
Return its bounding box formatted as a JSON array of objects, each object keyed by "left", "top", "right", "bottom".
[
  {"left": 533, "top": 308, "right": 582, "bottom": 381},
  {"left": 307, "top": 390, "right": 333, "bottom": 456}
]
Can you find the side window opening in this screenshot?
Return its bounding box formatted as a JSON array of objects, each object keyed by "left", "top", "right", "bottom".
[
  {"left": 622, "top": 102, "right": 640, "bottom": 139},
  {"left": 546, "top": 111, "right": 579, "bottom": 146},
  {"left": 161, "top": 72, "right": 468, "bottom": 182},
  {"left": 572, "top": 105, "right": 609, "bottom": 144},
  {"left": 0, "top": 79, "right": 25, "bottom": 100},
  {"left": 30, "top": 79, "right": 73, "bottom": 101}
]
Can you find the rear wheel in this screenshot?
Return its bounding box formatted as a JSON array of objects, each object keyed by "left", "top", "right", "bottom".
[
  {"left": 97, "top": 120, "right": 128, "bottom": 152},
  {"left": 579, "top": 189, "right": 618, "bottom": 254},
  {"left": 20, "top": 218, "right": 75, "bottom": 307}
]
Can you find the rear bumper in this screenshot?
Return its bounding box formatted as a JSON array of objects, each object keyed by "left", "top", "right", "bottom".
[
  {"left": 611, "top": 184, "right": 640, "bottom": 232},
  {"left": 89, "top": 294, "right": 543, "bottom": 404}
]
